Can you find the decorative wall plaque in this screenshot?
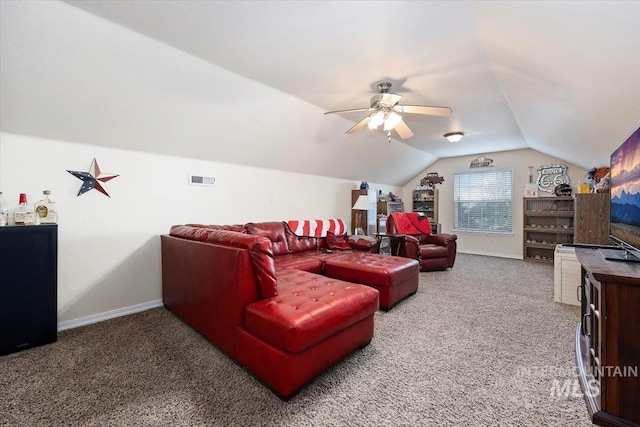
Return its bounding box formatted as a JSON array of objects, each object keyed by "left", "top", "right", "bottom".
[
  {"left": 470, "top": 156, "right": 494, "bottom": 168},
  {"left": 536, "top": 164, "right": 569, "bottom": 193},
  {"left": 67, "top": 158, "right": 119, "bottom": 197},
  {"left": 420, "top": 172, "right": 444, "bottom": 188}
]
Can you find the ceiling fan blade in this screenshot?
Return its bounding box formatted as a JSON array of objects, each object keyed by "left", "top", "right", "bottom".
[
  {"left": 346, "top": 115, "right": 372, "bottom": 134},
  {"left": 324, "top": 107, "right": 371, "bottom": 115},
  {"left": 380, "top": 93, "right": 402, "bottom": 106},
  {"left": 394, "top": 120, "right": 414, "bottom": 139},
  {"left": 394, "top": 105, "right": 452, "bottom": 116}
]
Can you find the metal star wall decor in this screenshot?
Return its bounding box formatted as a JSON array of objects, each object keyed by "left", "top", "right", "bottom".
[{"left": 67, "top": 158, "right": 119, "bottom": 197}]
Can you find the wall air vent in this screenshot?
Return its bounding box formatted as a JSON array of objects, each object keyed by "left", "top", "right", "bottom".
[{"left": 188, "top": 174, "right": 216, "bottom": 187}]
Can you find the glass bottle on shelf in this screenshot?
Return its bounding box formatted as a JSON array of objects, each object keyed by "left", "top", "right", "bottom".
[
  {"left": 0, "top": 192, "right": 8, "bottom": 226},
  {"left": 14, "top": 193, "right": 35, "bottom": 225},
  {"left": 35, "top": 190, "right": 58, "bottom": 224}
]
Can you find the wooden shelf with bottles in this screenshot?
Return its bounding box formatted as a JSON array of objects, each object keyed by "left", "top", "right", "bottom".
[
  {"left": 412, "top": 189, "right": 438, "bottom": 233},
  {"left": 523, "top": 196, "right": 574, "bottom": 263}
]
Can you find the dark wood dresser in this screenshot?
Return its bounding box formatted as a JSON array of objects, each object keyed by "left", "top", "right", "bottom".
[{"left": 575, "top": 248, "right": 640, "bottom": 427}]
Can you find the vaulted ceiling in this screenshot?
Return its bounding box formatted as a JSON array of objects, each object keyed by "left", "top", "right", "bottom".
[{"left": 2, "top": 1, "right": 640, "bottom": 186}]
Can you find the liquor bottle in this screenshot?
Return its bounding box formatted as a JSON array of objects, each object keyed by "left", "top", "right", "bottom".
[
  {"left": 14, "top": 193, "right": 35, "bottom": 225},
  {"left": 0, "top": 192, "right": 8, "bottom": 226},
  {"left": 35, "top": 190, "right": 58, "bottom": 224}
]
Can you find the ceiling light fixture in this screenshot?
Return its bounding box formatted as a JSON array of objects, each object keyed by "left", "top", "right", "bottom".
[
  {"left": 367, "top": 111, "right": 385, "bottom": 130},
  {"left": 367, "top": 108, "right": 403, "bottom": 132},
  {"left": 444, "top": 132, "right": 465, "bottom": 143},
  {"left": 366, "top": 109, "right": 405, "bottom": 142},
  {"left": 383, "top": 112, "right": 402, "bottom": 132}
]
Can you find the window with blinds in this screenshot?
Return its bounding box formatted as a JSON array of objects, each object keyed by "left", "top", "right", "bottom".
[{"left": 454, "top": 168, "right": 513, "bottom": 233}]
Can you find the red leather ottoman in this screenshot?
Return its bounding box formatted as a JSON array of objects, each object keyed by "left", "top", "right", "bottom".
[{"left": 323, "top": 253, "right": 419, "bottom": 310}]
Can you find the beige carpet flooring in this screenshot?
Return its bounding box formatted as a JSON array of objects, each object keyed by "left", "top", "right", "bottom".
[{"left": 0, "top": 254, "right": 593, "bottom": 426}]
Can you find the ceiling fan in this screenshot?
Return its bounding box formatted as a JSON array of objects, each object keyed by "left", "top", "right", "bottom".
[{"left": 324, "top": 81, "right": 452, "bottom": 142}]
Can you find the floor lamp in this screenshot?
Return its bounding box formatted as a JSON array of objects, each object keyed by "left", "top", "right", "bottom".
[{"left": 352, "top": 195, "right": 371, "bottom": 235}]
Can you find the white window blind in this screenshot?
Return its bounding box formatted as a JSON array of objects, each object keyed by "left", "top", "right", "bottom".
[{"left": 454, "top": 168, "right": 513, "bottom": 233}]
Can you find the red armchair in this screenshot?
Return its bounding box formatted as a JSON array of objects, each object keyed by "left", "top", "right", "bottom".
[{"left": 387, "top": 212, "right": 457, "bottom": 271}]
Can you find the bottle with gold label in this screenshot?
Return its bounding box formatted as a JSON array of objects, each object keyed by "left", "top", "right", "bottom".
[
  {"left": 35, "top": 190, "right": 58, "bottom": 224},
  {"left": 14, "top": 193, "right": 35, "bottom": 225}
]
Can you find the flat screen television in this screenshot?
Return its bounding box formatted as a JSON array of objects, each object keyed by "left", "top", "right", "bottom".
[{"left": 603, "top": 124, "right": 640, "bottom": 262}]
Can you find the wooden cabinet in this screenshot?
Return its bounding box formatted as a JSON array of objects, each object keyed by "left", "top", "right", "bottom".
[
  {"left": 377, "top": 201, "right": 403, "bottom": 216},
  {"left": 574, "top": 193, "right": 612, "bottom": 245},
  {"left": 412, "top": 189, "right": 438, "bottom": 233},
  {"left": 0, "top": 225, "right": 58, "bottom": 356},
  {"left": 376, "top": 201, "right": 403, "bottom": 234},
  {"left": 351, "top": 189, "right": 377, "bottom": 235},
  {"left": 575, "top": 248, "right": 640, "bottom": 426},
  {"left": 523, "top": 197, "right": 574, "bottom": 263}
]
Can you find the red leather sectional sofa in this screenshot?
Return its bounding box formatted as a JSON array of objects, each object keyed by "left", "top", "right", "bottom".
[{"left": 161, "top": 221, "right": 418, "bottom": 399}]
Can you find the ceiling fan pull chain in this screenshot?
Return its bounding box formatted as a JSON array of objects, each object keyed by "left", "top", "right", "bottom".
[{"left": 387, "top": 131, "right": 392, "bottom": 143}]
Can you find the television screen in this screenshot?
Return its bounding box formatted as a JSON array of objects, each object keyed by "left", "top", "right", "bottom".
[{"left": 609, "top": 124, "right": 640, "bottom": 261}]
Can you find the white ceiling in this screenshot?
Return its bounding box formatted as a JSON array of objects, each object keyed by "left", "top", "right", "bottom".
[{"left": 2, "top": 1, "right": 640, "bottom": 186}]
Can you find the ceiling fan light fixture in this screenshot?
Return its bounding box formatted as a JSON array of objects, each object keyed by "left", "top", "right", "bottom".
[
  {"left": 368, "top": 111, "right": 385, "bottom": 129},
  {"left": 444, "top": 132, "right": 465, "bottom": 143},
  {"left": 325, "top": 81, "right": 453, "bottom": 141},
  {"left": 383, "top": 112, "right": 402, "bottom": 131}
]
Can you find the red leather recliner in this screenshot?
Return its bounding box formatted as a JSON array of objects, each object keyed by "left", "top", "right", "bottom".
[{"left": 387, "top": 212, "right": 457, "bottom": 271}]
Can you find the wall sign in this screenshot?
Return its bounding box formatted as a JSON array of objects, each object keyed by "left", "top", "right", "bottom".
[
  {"left": 470, "top": 156, "right": 494, "bottom": 168},
  {"left": 537, "top": 164, "right": 569, "bottom": 193}
]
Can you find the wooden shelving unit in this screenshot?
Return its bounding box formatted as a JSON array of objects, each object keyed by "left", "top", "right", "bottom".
[
  {"left": 412, "top": 189, "right": 438, "bottom": 233},
  {"left": 523, "top": 196, "right": 574, "bottom": 263}
]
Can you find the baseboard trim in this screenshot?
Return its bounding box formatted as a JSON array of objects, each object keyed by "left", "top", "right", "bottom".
[
  {"left": 57, "top": 252, "right": 520, "bottom": 331},
  {"left": 458, "top": 250, "right": 522, "bottom": 260},
  {"left": 57, "top": 299, "right": 164, "bottom": 332}
]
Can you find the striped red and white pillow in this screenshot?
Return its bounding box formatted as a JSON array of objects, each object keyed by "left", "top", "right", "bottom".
[{"left": 286, "top": 219, "right": 347, "bottom": 237}]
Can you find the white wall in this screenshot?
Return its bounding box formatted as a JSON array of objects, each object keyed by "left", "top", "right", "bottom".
[
  {"left": 0, "top": 0, "right": 596, "bottom": 325},
  {"left": 0, "top": 0, "right": 434, "bottom": 188},
  {"left": 0, "top": 0, "right": 405, "bottom": 328},
  {"left": 0, "top": 132, "right": 400, "bottom": 325},
  {"left": 403, "top": 148, "right": 589, "bottom": 258}
]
